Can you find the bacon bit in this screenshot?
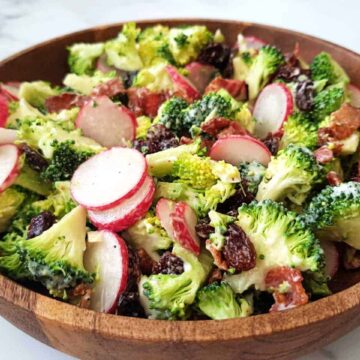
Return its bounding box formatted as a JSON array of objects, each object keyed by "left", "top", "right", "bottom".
[
  {"left": 343, "top": 245, "right": 360, "bottom": 270},
  {"left": 180, "top": 136, "right": 193, "bottom": 145},
  {"left": 207, "top": 268, "right": 223, "bottom": 284},
  {"left": 127, "top": 88, "right": 167, "bottom": 117},
  {"left": 70, "top": 283, "right": 92, "bottom": 309},
  {"left": 136, "top": 248, "right": 156, "bottom": 276},
  {"left": 217, "top": 121, "right": 248, "bottom": 138},
  {"left": 314, "top": 146, "right": 334, "bottom": 164},
  {"left": 327, "top": 171, "right": 342, "bottom": 186},
  {"left": 318, "top": 104, "right": 360, "bottom": 144},
  {"left": 206, "top": 240, "right": 228, "bottom": 271},
  {"left": 265, "top": 266, "right": 308, "bottom": 312},
  {"left": 92, "top": 78, "right": 124, "bottom": 97},
  {"left": 205, "top": 76, "right": 247, "bottom": 100},
  {"left": 44, "top": 93, "right": 90, "bottom": 113},
  {"left": 201, "top": 117, "right": 231, "bottom": 136}
]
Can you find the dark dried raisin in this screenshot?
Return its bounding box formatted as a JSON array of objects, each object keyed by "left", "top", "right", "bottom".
[
  {"left": 263, "top": 133, "right": 281, "bottom": 155},
  {"left": 136, "top": 248, "right": 156, "bottom": 276},
  {"left": 19, "top": 143, "right": 48, "bottom": 172},
  {"left": 27, "top": 211, "right": 56, "bottom": 239},
  {"left": 195, "top": 218, "right": 214, "bottom": 241},
  {"left": 153, "top": 252, "right": 184, "bottom": 275},
  {"left": 198, "top": 43, "right": 231, "bottom": 72},
  {"left": 295, "top": 79, "right": 314, "bottom": 111},
  {"left": 277, "top": 64, "right": 302, "bottom": 82},
  {"left": 117, "top": 291, "right": 146, "bottom": 318},
  {"left": 222, "top": 224, "right": 256, "bottom": 272},
  {"left": 122, "top": 71, "right": 138, "bottom": 89}
]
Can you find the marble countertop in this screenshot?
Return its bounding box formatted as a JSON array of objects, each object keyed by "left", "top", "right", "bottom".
[{"left": 0, "top": 0, "right": 359, "bottom": 359}]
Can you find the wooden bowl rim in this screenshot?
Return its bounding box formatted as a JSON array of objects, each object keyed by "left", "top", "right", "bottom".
[{"left": 1, "top": 18, "right": 359, "bottom": 343}]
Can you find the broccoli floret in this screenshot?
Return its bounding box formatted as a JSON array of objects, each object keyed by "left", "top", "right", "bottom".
[
  {"left": 246, "top": 45, "right": 285, "bottom": 100},
  {"left": 135, "top": 116, "right": 152, "bottom": 139},
  {"left": 279, "top": 112, "right": 319, "bottom": 150},
  {"left": 256, "top": 144, "right": 323, "bottom": 205},
  {"left": 303, "top": 270, "right": 331, "bottom": 297},
  {"left": 155, "top": 97, "right": 189, "bottom": 136},
  {"left": 63, "top": 70, "right": 116, "bottom": 95},
  {"left": 133, "top": 63, "right": 174, "bottom": 92},
  {"left": 207, "top": 210, "right": 235, "bottom": 250},
  {"left": 19, "top": 81, "right": 59, "bottom": 110},
  {"left": 0, "top": 206, "right": 93, "bottom": 298},
  {"left": 196, "top": 282, "right": 252, "bottom": 320},
  {"left": 139, "top": 243, "right": 212, "bottom": 319},
  {"left": 146, "top": 140, "right": 203, "bottom": 177},
  {"left": 310, "top": 52, "right": 349, "bottom": 86},
  {"left": 0, "top": 188, "right": 25, "bottom": 233},
  {"left": 67, "top": 43, "right": 104, "bottom": 75},
  {"left": 303, "top": 182, "right": 360, "bottom": 249},
  {"left": 168, "top": 26, "right": 213, "bottom": 65},
  {"left": 126, "top": 213, "right": 173, "bottom": 261},
  {"left": 105, "top": 22, "right": 143, "bottom": 71},
  {"left": 41, "top": 140, "right": 94, "bottom": 182},
  {"left": 172, "top": 153, "right": 217, "bottom": 189},
  {"left": 224, "top": 200, "right": 324, "bottom": 294},
  {"left": 239, "top": 161, "right": 266, "bottom": 195},
  {"left": 311, "top": 85, "right": 346, "bottom": 122}
]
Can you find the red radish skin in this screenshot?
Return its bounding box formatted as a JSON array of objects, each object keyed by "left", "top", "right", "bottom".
[
  {"left": 185, "top": 62, "right": 217, "bottom": 94},
  {"left": 0, "top": 144, "right": 20, "bottom": 192},
  {"left": 348, "top": 84, "right": 360, "bottom": 108},
  {"left": 0, "top": 128, "right": 17, "bottom": 145},
  {"left": 171, "top": 201, "right": 201, "bottom": 255},
  {"left": 156, "top": 198, "right": 176, "bottom": 239},
  {"left": 253, "top": 83, "right": 294, "bottom": 139},
  {"left": 71, "top": 147, "right": 147, "bottom": 210},
  {"left": 0, "top": 94, "right": 9, "bottom": 127},
  {"left": 76, "top": 96, "right": 136, "bottom": 148},
  {"left": 209, "top": 135, "right": 272, "bottom": 166},
  {"left": 1, "top": 83, "right": 20, "bottom": 101},
  {"left": 84, "top": 230, "right": 129, "bottom": 313},
  {"left": 244, "top": 36, "right": 267, "bottom": 50},
  {"left": 320, "top": 240, "right": 339, "bottom": 278},
  {"left": 88, "top": 176, "right": 155, "bottom": 232},
  {"left": 166, "top": 65, "right": 201, "bottom": 102}
]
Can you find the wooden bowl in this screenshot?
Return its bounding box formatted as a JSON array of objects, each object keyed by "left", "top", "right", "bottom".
[{"left": 1, "top": 19, "right": 360, "bottom": 360}]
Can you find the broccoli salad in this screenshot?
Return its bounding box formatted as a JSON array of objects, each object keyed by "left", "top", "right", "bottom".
[{"left": 1, "top": 22, "right": 360, "bottom": 320}]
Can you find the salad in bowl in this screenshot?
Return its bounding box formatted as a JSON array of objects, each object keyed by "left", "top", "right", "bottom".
[{"left": 0, "top": 22, "right": 360, "bottom": 321}]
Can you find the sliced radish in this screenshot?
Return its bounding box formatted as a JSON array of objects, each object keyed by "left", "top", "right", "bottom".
[
  {"left": 1, "top": 82, "right": 20, "bottom": 101},
  {"left": 71, "top": 147, "right": 147, "bottom": 210},
  {"left": 0, "top": 128, "right": 17, "bottom": 145},
  {"left": 0, "top": 94, "right": 9, "bottom": 127},
  {"left": 166, "top": 65, "right": 201, "bottom": 102},
  {"left": 185, "top": 62, "right": 217, "bottom": 94},
  {"left": 320, "top": 240, "right": 339, "bottom": 278},
  {"left": 244, "top": 36, "right": 267, "bottom": 50},
  {"left": 171, "top": 201, "right": 200, "bottom": 255},
  {"left": 156, "top": 198, "right": 176, "bottom": 239},
  {"left": 88, "top": 176, "right": 155, "bottom": 232},
  {"left": 0, "top": 144, "right": 20, "bottom": 192},
  {"left": 96, "top": 54, "right": 121, "bottom": 75},
  {"left": 209, "top": 135, "right": 271, "bottom": 166},
  {"left": 348, "top": 84, "right": 360, "bottom": 108},
  {"left": 253, "top": 83, "right": 294, "bottom": 139},
  {"left": 76, "top": 96, "right": 136, "bottom": 148},
  {"left": 84, "top": 230, "right": 128, "bottom": 313}
]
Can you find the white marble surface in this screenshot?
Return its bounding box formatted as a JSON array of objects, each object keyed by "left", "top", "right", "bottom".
[{"left": 0, "top": 0, "right": 359, "bottom": 359}]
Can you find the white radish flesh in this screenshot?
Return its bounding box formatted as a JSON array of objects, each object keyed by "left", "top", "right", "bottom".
[
  {"left": 0, "top": 128, "right": 17, "bottom": 145},
  {"left": 209, "top": 135, "right": 271, "bottom": 166},
  {"left": 76, "top": 96, "right": 136, "bottom": 148},
  {"left": 84, "top": 230, "right": 128, "bottom": 313},
  {"left": 244, "top": 36, "right": 267, "bottom": 50},
  {"left": 71, "top": 147, "right": 147, "bottom": 210},
  {"left": 253, "top": 83, "right": 294, "bottom": 139},
  {"left": 348, "top": 84, "right": 360, "bottom": 108},
  {"left": 0, "top": 144, "right": 20, "bottom": 192},
  {"left": 156, "top": 198, "right": 176, "bottom": 239}
]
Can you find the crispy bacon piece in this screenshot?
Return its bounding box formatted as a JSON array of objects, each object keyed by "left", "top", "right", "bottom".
[
  {"left": 201, "top": 117, "right": 248, "bottom": 138},
  {"left": 217, "top": 121, "right": 248, "bottom": 138},
  {"left": 318, "top": 104, "right": 360, "bottom": 145},
  {"left": 44, "top": 93, "right": 89, "bottom": 113},
  {"left": 207, "top": 268, "right": 223, "bottom": 284},
  {"left": 136, "top": 248, "right": 156, "bottom": 276},
  {"left": 205, "top": 76, "right": 247, "bottom": 100},
  {"left": 206, "top": 240, "right": 228, "bottom": 271},
  {"left": 127, "top": 88, "right": 167, "bottom": 117},
  {"left": 343, "top": 245, "right": 360, "bottom": 270},
  {"left": 314, "top": 146, "right": 334, "bottom": 164},
  {"left": 70, "top": 283, "right": 92, "bottom": 309},
  {"left": 265, "top": 266, "right": 308, "bottom": 312},
  {"left": 327, "top": 171, "right": 342, "bottom": 186},
  {"left": 92, "top": 78, "right": 124, "bottom": 97}
]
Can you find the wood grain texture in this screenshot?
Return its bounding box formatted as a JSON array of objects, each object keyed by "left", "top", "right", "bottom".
[{"left": 0, "top": 19, "right": 360, "bottom": 360}]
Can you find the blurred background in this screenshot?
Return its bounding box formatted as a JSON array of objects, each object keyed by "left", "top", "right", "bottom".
[{"left": 0, "top": 0, "right": 359, "bottom": 359}]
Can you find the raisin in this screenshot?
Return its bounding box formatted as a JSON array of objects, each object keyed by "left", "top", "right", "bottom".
[
  {"left": 263, "top": 133, "right": 281, "bottom": 155},
  {"left": 153, "top": 252, "right": 184, "bottom": 275},
  {"left": 222, "top": 224, "right": 256, "bottom": 272},
  {"left": 134, "top": 125, "right": 179, "bottom": 155},
  {"left": 19, "top": 143, "right": 48, "bottom": 172},
  {"left": 195, "top": 218, "right": 214, "bottom": 241},
  {"left": 207, "top": 268, "right": 223, "bottom": 284},
  {"left": 136, "top": 248, "right": 156, "bottom": 276},
  {"left": 198, "top": 43, "right": 231, "bottom": 72},
  {"left": 277, "top": 64, "right": 302, "bottom": 82},
  {"left": 295, "top": 79, "right": 314, "bottom": 111},
  {"left": 27, "top": 211, "right": 56, "bottom": 239},
  {"left": 216, "top": 181, "right": 254, "bottom": 216},
  {"left": 117, "top": 291, "right": 146, "bottom": 318},
  {"left": 253, "top": 291, "right": 275, "bottom": 315},
  {"left": 122, "top": 71, "right": 138, "bottom": 89}
]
